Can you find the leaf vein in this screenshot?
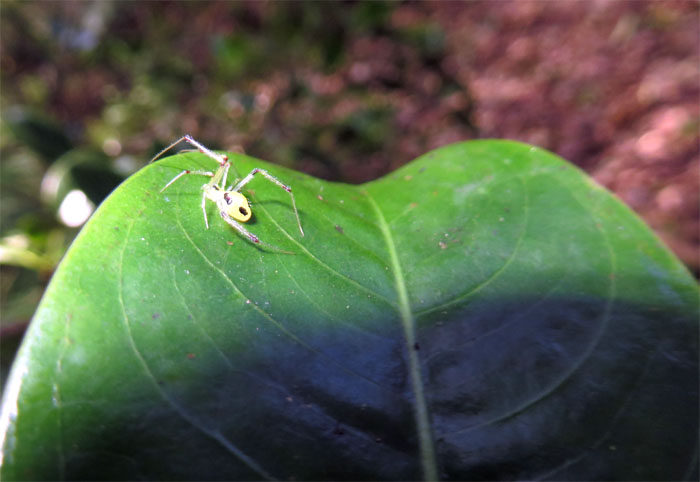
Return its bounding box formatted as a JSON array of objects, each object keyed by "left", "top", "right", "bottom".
[
  {"left": 533, "top": 344, "right": 657, "bottom": 480},
  {"left": 118, "top": 216, "right": 274, "bottom": 479},
  {"left": 365, "top": 190, "right": 438, "bottom": 482},
  {"left": 415, "top": 175, "right": 529, "bottom": 317},
  {"left": 251, "top": 190, "right": 398, "bottom": 308},
  {"left": 175, "top": 212, "right": 388, "bottom": 390},
  {"left": 444, "top": 172, "right": 617, "bottom": 436},
  {"left": 170, "top": 264, "right": 235, "bottom": 370}
]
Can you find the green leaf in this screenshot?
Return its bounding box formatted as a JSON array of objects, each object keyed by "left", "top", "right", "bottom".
[{"left": 1, "top": 140, "right": 698, "bottom": 480}]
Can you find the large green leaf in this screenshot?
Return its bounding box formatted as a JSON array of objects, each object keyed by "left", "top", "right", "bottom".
[{"left": 1, "top": 140, "right": 698, "bottom": 480}]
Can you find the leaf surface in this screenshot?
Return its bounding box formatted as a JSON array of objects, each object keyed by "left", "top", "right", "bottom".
[{"left": 1, "top": 140, "right": 698, "bottom": 480}]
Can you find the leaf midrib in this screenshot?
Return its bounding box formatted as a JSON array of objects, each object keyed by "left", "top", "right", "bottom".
[{"left": 365, "top": 190, "right": 438, "bottom": 481}]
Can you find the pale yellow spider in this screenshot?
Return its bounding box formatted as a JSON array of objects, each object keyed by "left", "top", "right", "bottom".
[{"left": 154, "top": 135, "right": 304, "bottom": 249}]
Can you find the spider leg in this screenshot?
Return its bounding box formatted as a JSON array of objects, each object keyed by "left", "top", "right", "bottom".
[
  {"left": 183, "top": 135, "right": 229, "bottom": 167},
  {"left": 219, "top": 211, "right": 293, "bottom": 254},
  {"left": 233, "top": 168, "right": 304, "bottom": 237},
  {"left": 220, "top": 162, "right": 230, "bottom": 190},
  {"left": 151, "top": 135, "right": 191, "bottom": 163},
  {"left": 201, "top": 190, "right": 209, "bottom": 229},
  {"left": 151, "top": 134, "right": 229, "bottom": 166},
  {"left": 160, "top": 170, "right": 214, "bottom": 192}
]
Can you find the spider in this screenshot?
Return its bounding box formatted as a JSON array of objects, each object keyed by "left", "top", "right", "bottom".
[{"left": 153, "top": 135, "right": 304, "bottom": 250}]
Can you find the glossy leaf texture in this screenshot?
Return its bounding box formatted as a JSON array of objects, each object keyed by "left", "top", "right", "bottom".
[{"left": 1, "top": 140, "right": 698, "bottom": 481}]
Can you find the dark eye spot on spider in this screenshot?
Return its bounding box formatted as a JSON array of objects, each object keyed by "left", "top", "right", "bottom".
[
  {"left": 239, "top": 206, "right": 248, "bottom": 216},
  {"left": 335, "top": 224, "right": 344, "bottom": 234}
]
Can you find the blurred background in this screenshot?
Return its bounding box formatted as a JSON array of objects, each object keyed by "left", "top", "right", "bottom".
[{"left": 1, "top": 1, "right": 698, "bottom": 385}]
